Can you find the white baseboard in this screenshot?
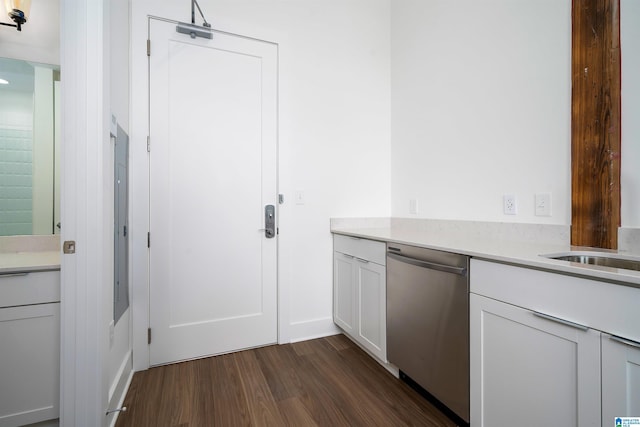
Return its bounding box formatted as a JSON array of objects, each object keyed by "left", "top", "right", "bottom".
[
  {"left": 288, "top": 317, "right": 341, "bottom": 343},
  {"left": 107, "top": 351, "right": 134, "bottom": 427}
]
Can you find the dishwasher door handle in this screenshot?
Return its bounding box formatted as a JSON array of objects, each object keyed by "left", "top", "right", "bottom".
[{"left": 387, "top": 252, "right": 467, "bottom": 276}]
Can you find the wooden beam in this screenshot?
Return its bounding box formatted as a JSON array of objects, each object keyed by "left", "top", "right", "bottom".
[{"left": 571, "top": 0, "right": 621, "bottom": 249}]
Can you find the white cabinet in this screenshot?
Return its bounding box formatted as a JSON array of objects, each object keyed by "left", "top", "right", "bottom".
[
  {"left": 470, "top": 259, "right": 640, "bottom": 427},
  {"left": 356, "top": 260, "right": 386, "bottom": 360},
  {"left": 333, "top": 235, "right": 386, "bottom": 362},
  {"left": 333, "top": 251, "right": 357, "bottom": 335},
  {"left": 0, "top": 271, "right": 60, "bottom": 427},
  {"left": 602, "top": 333, "right": 640, "bottom": 424},
  {"left": 470, "top": 293, "right": 601, "bottom": 426}
]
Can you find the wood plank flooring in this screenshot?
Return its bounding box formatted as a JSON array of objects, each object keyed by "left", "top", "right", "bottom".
[{"left": 115, "top": 334, "right": 456, "bottom": 427}]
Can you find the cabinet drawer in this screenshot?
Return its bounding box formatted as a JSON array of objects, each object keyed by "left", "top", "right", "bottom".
[
  {"left": 471, "top": 259, "right": 640, "bottom": 343},
  {"left": 333, "top": 234, "right": 386, "bottom": 265},
  {"left": 0, "top": 271, "right": 61, "bottom": 308}
]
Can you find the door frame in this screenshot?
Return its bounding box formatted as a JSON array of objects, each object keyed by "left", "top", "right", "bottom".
[{"left": 131, "top": 16, "right": 286, "bottom": 370}]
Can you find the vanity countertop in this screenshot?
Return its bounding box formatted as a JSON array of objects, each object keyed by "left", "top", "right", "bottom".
[
  {"left": 331, "top": 222, "right": 640, "bottom": 288},
  {"left": 0, "top": 235, "right": 61, "bottom": 274},
  {"left": 0, "top": 250, "right": 61, "bottom": 274}
]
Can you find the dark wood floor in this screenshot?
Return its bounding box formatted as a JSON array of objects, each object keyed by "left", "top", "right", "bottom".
[{"left": 115, "top": 334, "right": 456, "bottom": 427}]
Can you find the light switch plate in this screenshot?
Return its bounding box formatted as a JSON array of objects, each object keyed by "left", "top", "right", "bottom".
[
  {"left": 409, "top": 199, "right": 418, "bottom": 215},
  {"left": 535, "top": 193, "right": 552, "bottom": 216}
]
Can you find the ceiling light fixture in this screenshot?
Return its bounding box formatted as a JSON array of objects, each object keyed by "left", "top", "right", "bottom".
[
  {"left": 1, "top": 0, "right": 31, "bottom": 31},
  {"left": 0, "top": 78, "right": 9, "bottom": 84}
]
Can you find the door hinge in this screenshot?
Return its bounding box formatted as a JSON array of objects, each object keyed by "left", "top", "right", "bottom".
[
  {"left": 147, "top": 232, "right": 150, "bottom": 248},
  {"left": 147, "top": 39, "right": 151, "bottom": 57},
  {"left": 146, "top": 136, "right": 150, "bottom": 152},
  {"left": 147, "top": 328, "right": 151, "bottom": 344}
]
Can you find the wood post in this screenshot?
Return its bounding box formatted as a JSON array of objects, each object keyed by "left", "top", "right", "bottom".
[{"left": 571, "top": 0, "right": 621, "bottom": 249}]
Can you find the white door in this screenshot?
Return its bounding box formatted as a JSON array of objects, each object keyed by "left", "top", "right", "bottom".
[{"left": 148, "top": 19, "right": 278, "bottom": 366}]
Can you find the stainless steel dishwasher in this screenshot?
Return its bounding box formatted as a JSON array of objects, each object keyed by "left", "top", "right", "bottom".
[{"left": 387, "top": 243, "right": 469, "bottom": 425}]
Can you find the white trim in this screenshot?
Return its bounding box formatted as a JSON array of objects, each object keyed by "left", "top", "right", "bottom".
[
  {"left": 59, "top": 0, "right": 108, "bottom": 425},
  {"left": 107, "top": 358, "right": 134, "bottom": 427},
  {"left": 108, "top": 351, "right": 132, "bottom": 402},
  {"left": 288, "top": 317, "right": 341, "bottom": 343}
]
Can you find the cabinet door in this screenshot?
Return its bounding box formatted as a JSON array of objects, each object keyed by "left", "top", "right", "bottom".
[
  {"left": 0, "top": 303, "right": 60, "bottom": 427},
  {"left": 357, "top": 260, "right": 386, "bottom": 362},
  {"left": 470, "top": 294, "right": 601, "bottom": 427},
  {"left": 334, "top": 252, "right": 356, "bottom": 335},
  {"left": 602, "top": 333, "right": 640, "bottom": 424}
]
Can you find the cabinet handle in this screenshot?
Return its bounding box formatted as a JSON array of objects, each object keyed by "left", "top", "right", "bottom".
[
  {"left": 355, "top": 257, "right": 369, "bottom": 264},
  {"left": 342, "top": 253, "right": 355, "bottom": 259},
  {"left": 533, "top": 311, "right": 589, "bottom": 331},
  {"left": 387, "top": 252, "right": 467, "bottom": 276},
  {"left": 0, "top": 272, "right": 28, "bottom": 278},
  {"left": 610, "top": 335, "right": 640, "bottom": 349}
]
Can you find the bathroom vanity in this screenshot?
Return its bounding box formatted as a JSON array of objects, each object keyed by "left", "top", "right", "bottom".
[{"left": 0, "top": 239, "right": 61, "bottom": 427}]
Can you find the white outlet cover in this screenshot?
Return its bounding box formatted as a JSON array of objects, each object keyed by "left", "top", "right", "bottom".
[
  {"left": 409, "top": 199, "right": 418, "bottom": 215},
  {"left": 503, "top": 194, "right": 517, "bottom": 215},
  {"left": 535, "top": 193, "right": 552, "bottom": 216}
]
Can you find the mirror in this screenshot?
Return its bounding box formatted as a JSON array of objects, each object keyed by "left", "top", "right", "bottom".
[{"left": 0, "top": 57, "right": 60, "bottom": 236}]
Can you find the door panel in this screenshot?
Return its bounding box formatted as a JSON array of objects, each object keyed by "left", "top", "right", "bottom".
[
  {"left": 149, "top": 19, "right": 278, "bottom": 365},
  {"left": 470, "top": 294, "right": 601, "bottom": 427},
  {"left": 602, "top": 333, "right": 640, "bottom": 423}
]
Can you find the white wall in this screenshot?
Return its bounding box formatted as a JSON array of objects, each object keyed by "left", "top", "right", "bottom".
[
  {"left": 130, "top": 0, "right": 391, "bottom": 367},
  {"left": 390, "top": 0, "right": 571, "bottom": 224},
  {"left": 621, "top": 0, "right": 640, "bottom": 228},
  {"left": 59, "top": 0, "right": 111, "bottom": 423}
]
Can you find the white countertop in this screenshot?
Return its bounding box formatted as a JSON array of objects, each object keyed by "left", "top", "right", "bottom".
[
  {"left": 331, "top": 225, "right": 640, "bottom": 288},
  {"left": 0, "top": 251, "right": 61, "bottom": 274}
]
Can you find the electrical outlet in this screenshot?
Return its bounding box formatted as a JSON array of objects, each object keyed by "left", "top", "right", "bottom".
[
  {"left": 503, "top": 194, "right": 517, "bottom": 215},
  {"left": 535, "top": 193, "right": 552, "bottom": 216}
]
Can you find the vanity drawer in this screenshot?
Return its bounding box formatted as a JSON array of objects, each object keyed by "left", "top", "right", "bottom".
[
  {"left": 333, "top": 234, "right": 386, "bottom": 265},
  {"left": 0, "top": 271, "right": 61, "bottom": 307}
]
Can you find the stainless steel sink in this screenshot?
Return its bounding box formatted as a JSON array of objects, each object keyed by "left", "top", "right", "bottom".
[{"left": 544, "top": 251, "right": 640, "bottom": 271}]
